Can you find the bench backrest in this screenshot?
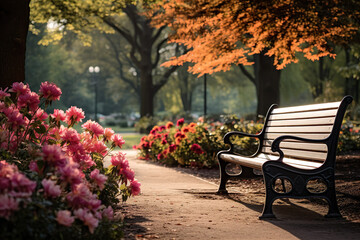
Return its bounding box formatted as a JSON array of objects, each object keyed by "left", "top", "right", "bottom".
[{"left": 262, "top": 96, "right": 353, "bottom": 163}]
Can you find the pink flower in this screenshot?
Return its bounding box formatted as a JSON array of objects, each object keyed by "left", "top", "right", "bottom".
[
  {"left": 42, "top": 179, "right": 61, "bottom": 198},
  {"left": 102, "top": 206, "right": 114, "bottom": 220},
  {"left": 42, "top": 144, "right": 67, "bottom": 168},
  {"left": 103, "top": 128, "right": 114, "bottom": 141},
  {"left": 0, "top": 194, "right": 19, "bottom": 219},
  {"left": 111, "top": 134, "right": 125, "bottom": 148},
  {"left": 9, "top": 173, "right": 36, "bottom": 198},
  {"left": 10, "top": 82, "right": 29, "bottom": 95},
  {"left": 59, "top": 163, "right": 83, "bottom": 186},
  {"left": 65, "top": 106, "right": 85, "bottom": 125},
  {"left": 17, "top": 91, "right": 40, "bottom": 111},
  {"left": 90, "top": 169, "right": 108, "bottom": 190},
  {"left": 110, "top": 152, "right": 127, "bottom": 167},
  {"left": 90, "top": 141, "right": 108, "bottom": 156},
  {"left": 176, "top": 118, "right": 185, "bottom": 126},
  {"left": 0, "top": 88, "right": 10, "bottom": 100},
  {"left": 123, "top": 168, "right": 135, "bottom": 182},
  {"left": 56, "top": 210, "right": 75, "bottom": 227},
  {"left": 34, "top": 109, "right": 48, "bottom": 121},
  {"left": 51, "top": 109, "right": 66, "bottom": 122},
  {"left": 130, "top": 180, "right": 141, "bottom": 196},
  {"left": 2, "top": 105, "right": 26, "bottom": 129},
  {"left": 82, "top": 120, "right": 104, "bottom": 137},
  {"left": 39, "top": 81, "right": 62, "bottom": 101},
  {"left": 29, "top": 161, "right": 39, "bottom": 173},
  {"left": 74, "top": 208, "right": 99, "bottom": 234},
  {"left": 60, "top": 128, "right": 81, "bottom": 144},
  {"left": 190, "top": 143, "right": 204, "bottom": 154}
]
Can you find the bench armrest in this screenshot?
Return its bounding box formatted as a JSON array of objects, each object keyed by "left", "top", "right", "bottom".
[
  {"left": 271, "top": 135, "right": 328, "bottom": 161},
  {"left": 223, "top": 131, "right": 263, "bottom": 157},
  {"left": 223, "top": 131, "right": 261, "bottom": 144}
]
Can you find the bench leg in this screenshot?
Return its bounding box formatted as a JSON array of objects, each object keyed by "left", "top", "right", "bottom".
[
  {"left": 260, "top": 169, "right": 276, "bottom": 219},
  {"left": 217, "top": 158, "right": 229, "bottom": 194},
  {"left": 325, "top": 180, "right": 342, "bottom": 218}
]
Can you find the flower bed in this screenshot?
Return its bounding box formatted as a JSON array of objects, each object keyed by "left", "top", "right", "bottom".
[
  {"left": 0, "top": 82, "right": 140, "bottom": 239},
  {"left": 134, "top": 117, "right": 264, "bottom": 168},
  {"left": 134, "top": 113, "right": 360, "bottom": 168}
]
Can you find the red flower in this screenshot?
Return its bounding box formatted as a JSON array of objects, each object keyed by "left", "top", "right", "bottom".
[
  {"left": 176, "top": 118, "right": 185, "bottom": 126},
  {"left": 190, "top": 144, "right": 204, "bottom": 154}
]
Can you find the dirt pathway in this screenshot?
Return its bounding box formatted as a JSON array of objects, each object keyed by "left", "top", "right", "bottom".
[{"left": 119, "top": 150, "right": 360, "bottom": 240}]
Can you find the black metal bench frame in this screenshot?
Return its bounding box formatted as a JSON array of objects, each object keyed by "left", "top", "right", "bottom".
[{"left": 217, "top": 96, "right": 353, "bottom": 219}]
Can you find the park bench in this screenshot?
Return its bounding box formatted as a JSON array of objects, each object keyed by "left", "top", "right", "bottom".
[{"left": 217, "top": 96, "right": 353, "bottom": 219}]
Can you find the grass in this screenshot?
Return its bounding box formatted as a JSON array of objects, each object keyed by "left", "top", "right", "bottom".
[
  {"left": 121, "top": 133, "right": 144, "bottom": 149},
  {"left": 72, "top": 124, "right": 143, "bottom": 149}
]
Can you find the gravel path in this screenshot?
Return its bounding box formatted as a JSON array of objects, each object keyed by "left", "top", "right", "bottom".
[{"left": 120, "top": 150, "right": 360, "bottom": 240}]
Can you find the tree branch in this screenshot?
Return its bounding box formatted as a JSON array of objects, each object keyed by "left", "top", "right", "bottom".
[{"left": 237, "top": 64, "right": 256, "bottom": 86}]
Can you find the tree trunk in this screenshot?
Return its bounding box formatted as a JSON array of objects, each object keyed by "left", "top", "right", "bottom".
[
  {"left": 140, "top": 70, "right": 154, "bottom": 117},
  {"left": 0, "top": 0, "right": 30, "bottom": 89},
  {"left": 255, "top": 53, "right": 281, "bottom": 117}
]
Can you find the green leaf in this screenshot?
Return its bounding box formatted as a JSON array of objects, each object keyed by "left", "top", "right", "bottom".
[{"left": 35, "top": 124, "right": 47, "bottom": 134}]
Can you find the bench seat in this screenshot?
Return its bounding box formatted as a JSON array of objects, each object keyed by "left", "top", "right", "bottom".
[{"left": 220, "top": 153, "right": 323, "bottom": 171}]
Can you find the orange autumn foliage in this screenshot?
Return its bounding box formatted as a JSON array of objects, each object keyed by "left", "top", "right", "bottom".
[{"left": 149, "top": 0, "right": 360, "bottom": 75}]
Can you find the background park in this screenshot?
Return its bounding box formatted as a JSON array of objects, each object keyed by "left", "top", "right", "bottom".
[{"left": 1, "top": 0, "right": 360, "bottom": 239}]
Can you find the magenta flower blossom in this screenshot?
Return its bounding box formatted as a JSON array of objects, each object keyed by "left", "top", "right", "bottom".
[
  {"left": 10, "top": 82, "right": 29, "bottom": 95},
  {"left": 60, "top": 128, "right": 81, "bottom": 144},
  {"left": 56, "top": 210, "right": 75, "bottom": 227},
  {"left": 42, "top": 179, "right": 61, "bottom": 198},
  {"left": 102, "top": 206, "right": 114, "bottom": 220},
  {"left": 123, "top": 168, "right": 135, "bottom": 182},
  {"left": 82, "top": 120, "right": 104, "bottom": 137},
  {"left": 0, "top": 88, "right": 10, "bottom": 100},
  {"left": 110, "top": 152, "right": 127, "bottom": 167},
  {"left": 42, "top": 144, "right": 67, "bottom": 168},
  {"left": 74, "top": 208, "right": 99, "bottom": 234},
  {"left": 90, "top": 169, "right": 108, "bottom": 190},
  {"left": 51, "top": 109, "right": 66, "bottom": 122},
  {"left": 35, "top": 109, "right": 48, "bottom": 121},
  {"left": 0, "top": 195, "right": 19, "bottom": 219},
  {"left": 39, "top": 81, "right": 62, "bottom": 101},
  {"left": 65, "top": 106, "right": 85, "bottom": 125},
  {"left": 17, "top": 91, "right": 40, "bottom": 112},
  {"left": 130, "top": 180, "right": 141, "bottom": 196},
  {"left": 111, "top": 134, "right": 125, "bottom": 148},
  {"left": 2, "top": 105, "right": 26, "bottom": 129}
]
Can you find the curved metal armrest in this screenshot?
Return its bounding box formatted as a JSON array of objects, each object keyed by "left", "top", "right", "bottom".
[
  {"left": 223, "top": 131, "right": 261, "bottom": 144},
  {"left": 271, "top": 135, "right": 328, "bottom": 161}
]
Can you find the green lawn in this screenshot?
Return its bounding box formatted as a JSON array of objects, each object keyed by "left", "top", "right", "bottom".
[{"left": 71, "top": 124, "right": 143, "bottom": 149}]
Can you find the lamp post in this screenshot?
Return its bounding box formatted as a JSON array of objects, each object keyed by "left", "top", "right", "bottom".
[
  {"left": 204, "top": 74, "right": 207, "bottom": 119},
  {"left": 89, "top": 66, "right": 100, "bottom": 122}
]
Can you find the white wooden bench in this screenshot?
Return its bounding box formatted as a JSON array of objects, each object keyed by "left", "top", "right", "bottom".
[{"left": 217, "top": 96, "right": 353, "bottom": 219}]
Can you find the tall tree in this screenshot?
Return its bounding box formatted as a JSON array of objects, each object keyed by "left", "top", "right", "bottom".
[
  {"left": 150, "top": 0, "right": 360, "bottom": 115},
  {"left": 0, "top": 0, "right": 30, "bottom": 90},
  {"left": 103, "top": 4, "right": 178, "bottom": 117},
  {"left": 29, "top": 1, "right": 178, "bottom": 117}
]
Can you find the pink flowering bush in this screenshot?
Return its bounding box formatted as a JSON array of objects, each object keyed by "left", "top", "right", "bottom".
[{"left": 0, "top": 82, "right": 140, "bottom": 239}]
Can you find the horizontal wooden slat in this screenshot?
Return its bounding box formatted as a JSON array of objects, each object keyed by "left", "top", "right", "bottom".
[
  {"left": 266, "top": 125, "right": 333, "bottom": 133},
  {"left": 265, "top": 133, "right": 330, "bottom": 141},
  {"left": 268, "top": 109, "right": 338, "bottom": 121},
  {"left": 219, "top": 153, "right": 323, "bottom": 170},
  {"left": 264, "top": 141, "right": 328, "bottom": 152},
  {"left": 262, "top": 147, "right": 327, "bottom": 162},
  {"left": 272, "top": 101, "right": 340, "bottom": 114},
  {"left": 267, "top": 117, "right": 335, "bottom": 127}
]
